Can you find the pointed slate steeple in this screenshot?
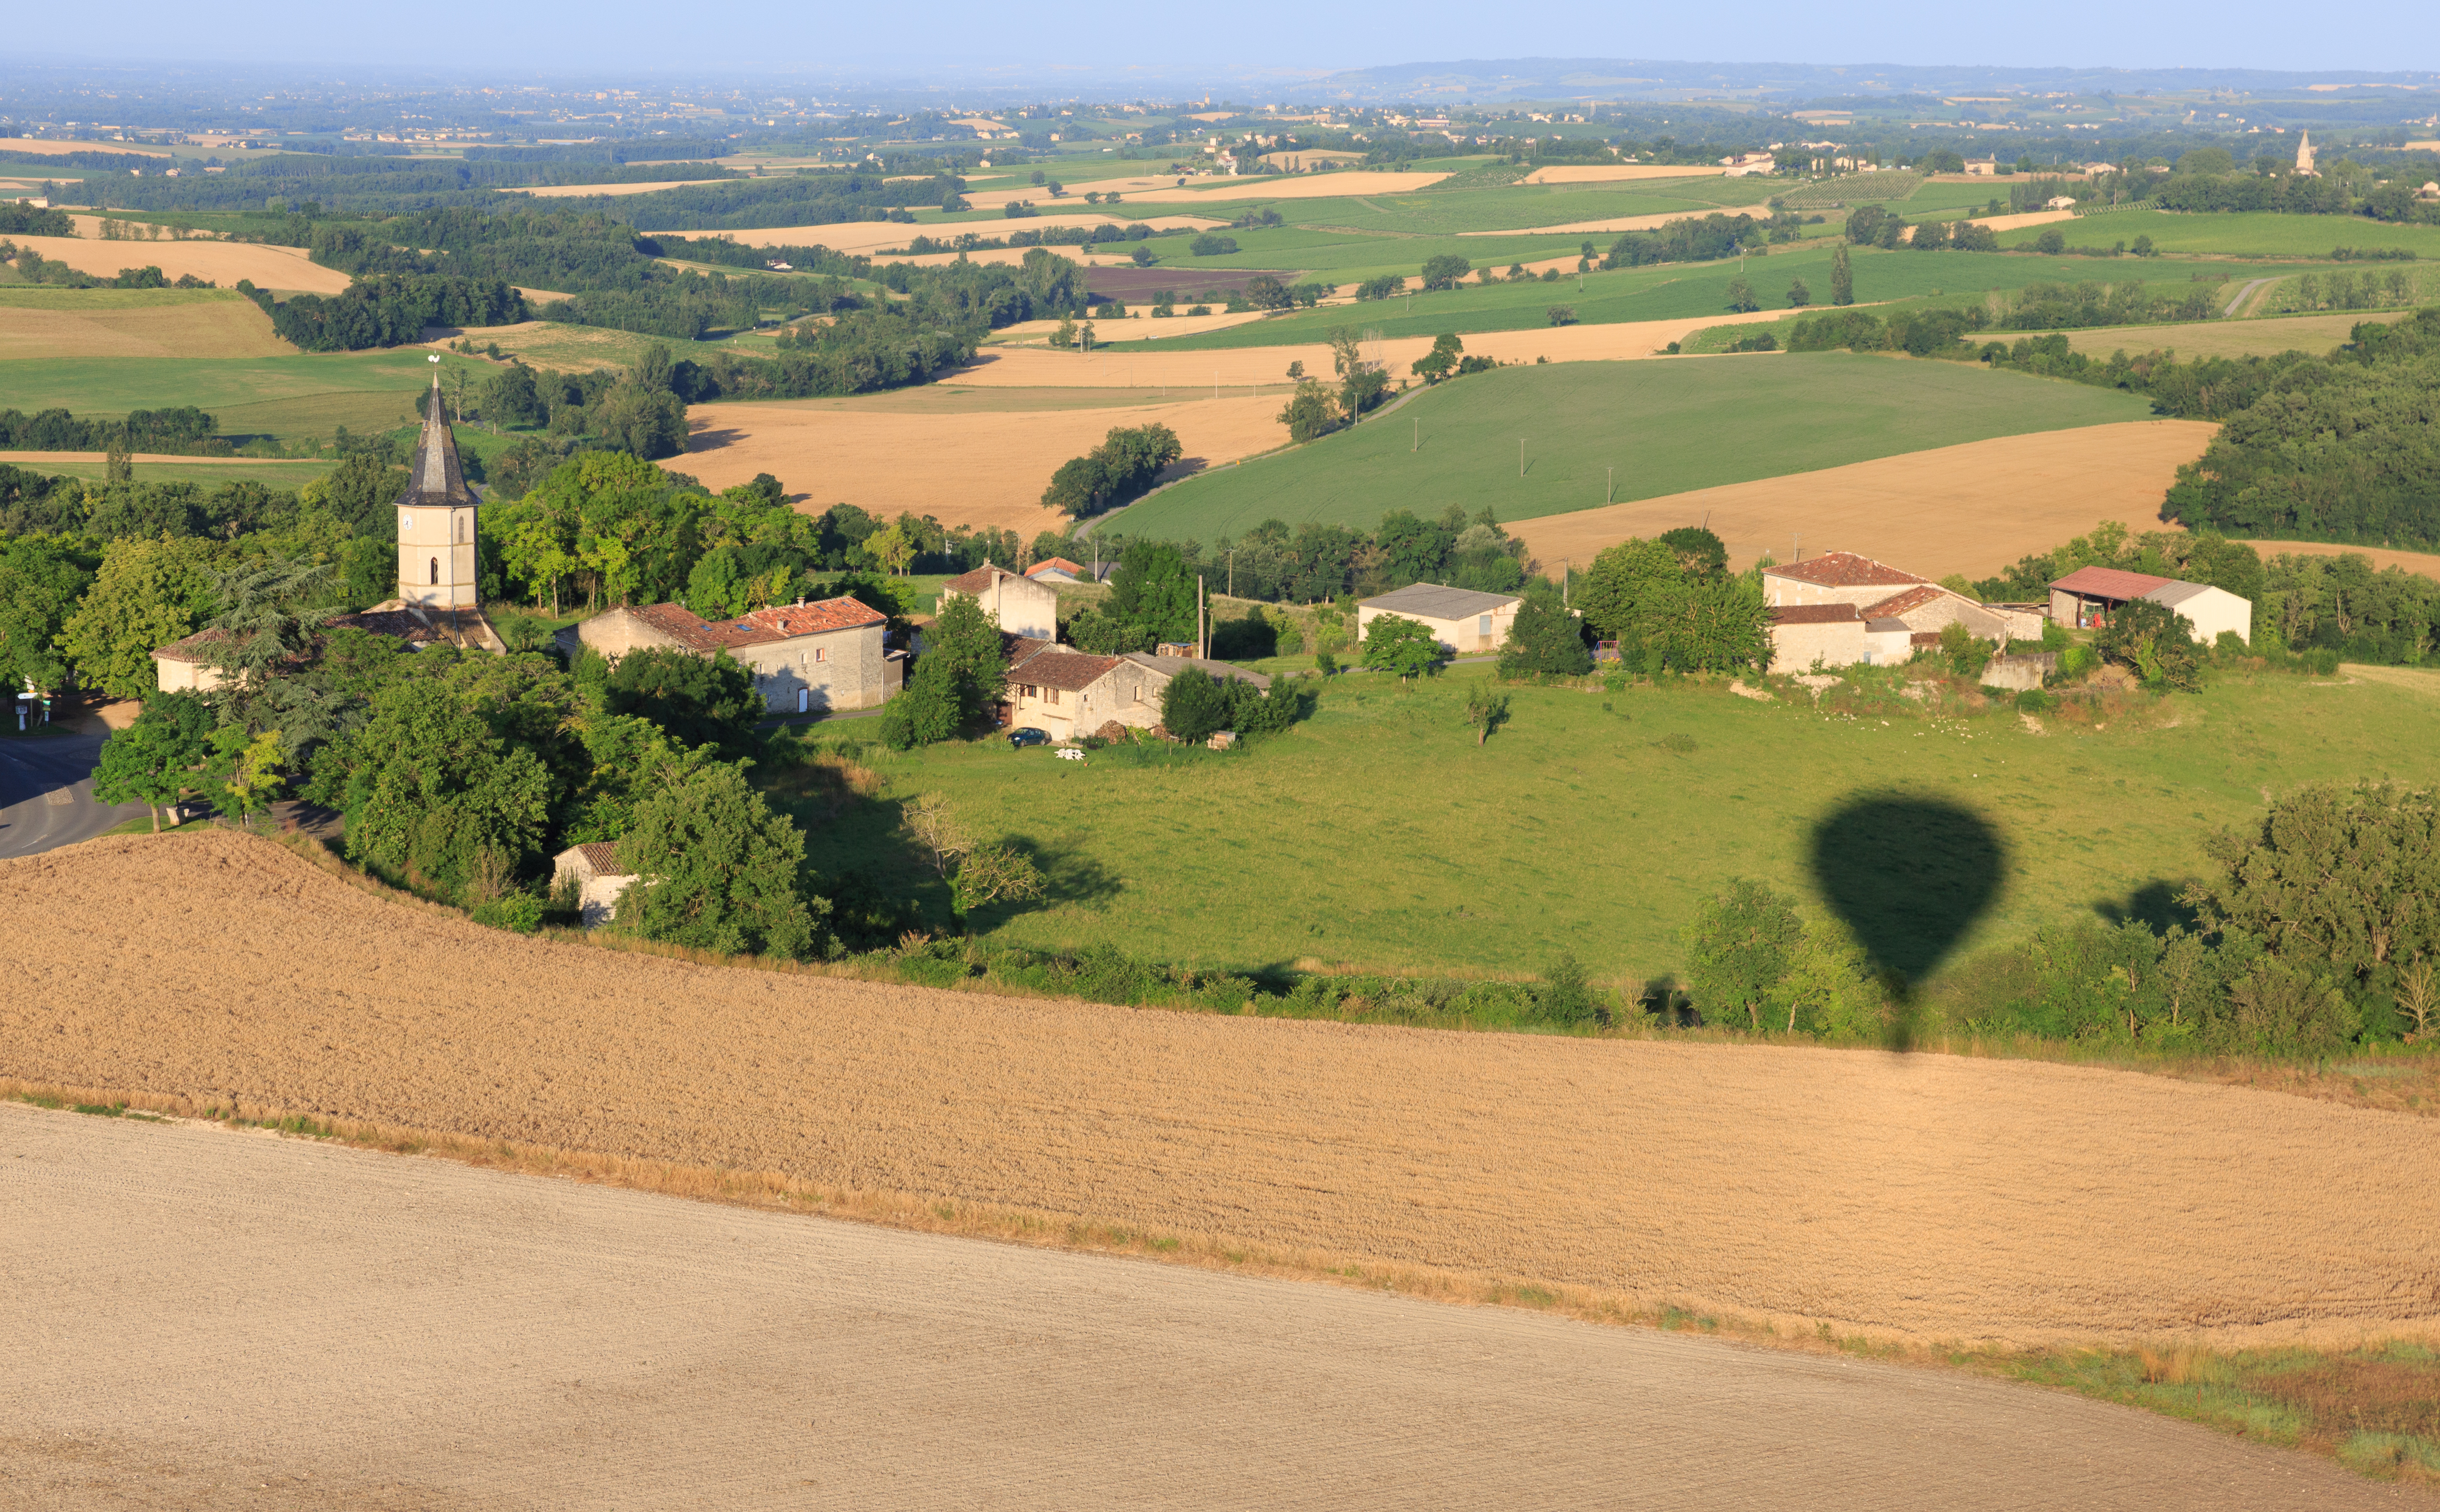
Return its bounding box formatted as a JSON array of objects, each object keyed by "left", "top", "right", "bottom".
[{"left": 398, "top": 373, "right": 474, "bottom": 508}]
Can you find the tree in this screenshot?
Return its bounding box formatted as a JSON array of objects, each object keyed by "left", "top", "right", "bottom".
[
  {"left": 603, "top": 646, "right": 765, "bottom": 760},
  {"left": 1420, "top": 254, "right": 1471, "bottom": 290},
  {"left": 480, "top": 362, "right": 546, "bottom": 429},
  {"left": 2095, "top": 597, "right": 2200, "bottom": 690},
  {"left": 1912, "top": 217, "right": 1950, "bottom": 251},
  {"left": 1277, "top": 380, "right": 1340, "bottom": 442},
  {"left": 1461, "top": 681, "right": 1511, "bottom": 745},
  {"left": 209, "top": 724, "right": 286, "bottom": 825},
  {"left": 880, "top": 651, "right": 965, "bottom": 749},
  {"left": 1410, "top": 332, "right": 1464, "bottom": 383},
  {"left": 197, "top": 556, "right": 346, "bottom": 697},
  {"left": 611, "top": 759, "right": 829, "bottom": 959},
  {"left": 1786, "top": 278, "right": 1811, "bottom": 308},
  {"left": 1830, "top": 243, "right": 1854, "bottom": 307},
  {"left": 1685, "top": 879, "right": 1806, "bottom": 1032},
  {"left": 927, "top": 590, "right": 1010, "bottom": 716},
  {"left": 59, "top": 535, "right": 221, "bottom": 700},
  {"left": 0, "top": 534, "right": 97, "bottom": 694},
  {"left": 1362, "top": 614, "right": 1441, "bottom": 681},
  {"left": 1725, "top": 279, "right": 1758, "bottom": 313},
  {"left": 1107, "top": 541, "right": 1197, "bottom": 648},
  {"left": 1039, "top": 424, "right": 1182, "bottom": 518},
  {"left": 1159, "top": 666, "right": 1231, "bottom": 740},
  {"left": 1496, "top": 580, "right": 1590, "bottom": 676},
  {"left": 952, "top": 844, "right": 1047, "bottom": 918},
  {"left": 92, "top": 692, "right": 213, "bottom": 831}
]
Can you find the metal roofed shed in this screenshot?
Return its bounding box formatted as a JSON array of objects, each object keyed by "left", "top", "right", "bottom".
[
  {"left": 2049, "top": 567, "right": 2252, "bottom": 644},
  {"left": 1355, "top": 583, "right": 1524, "bottom": 656}
]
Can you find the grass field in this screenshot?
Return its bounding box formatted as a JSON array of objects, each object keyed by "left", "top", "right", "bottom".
[
  {"left": 799, "top": 665, "right": 2440, "bottom": 985},
  {"left": 1111, "top": 246, "right": 2300, "bottom": 352},
  {"left": 0, "top": 351, "right": 496, "bottom": 439},
  {"left": 2059, "top": 308, "right": 2412, "bottom": 359},
  {"left": 1997, "top": 210, "right": 2440, "bottom": 259},
  {"left": 0, "top": 453, "right": 334, "bottom": 488},
  {"left": 0, "top": 286, "right": 296, "bottom": 361},
  {"left": 1114, "top": 354, "right": 2157, "bottom": 542}
]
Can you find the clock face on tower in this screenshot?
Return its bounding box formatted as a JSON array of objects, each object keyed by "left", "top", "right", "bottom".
[{"left": 401, "top": 514, "right": 414, "bottom": 531}]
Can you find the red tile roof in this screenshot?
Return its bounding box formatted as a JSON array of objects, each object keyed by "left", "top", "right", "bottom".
[
  {"left": 942, "top": 563, "right": 1030, "bottom": 593},
  {"left": 2050, "top": 565, "right": 2172, "bottom": 601},
  {"left": 1027, "top": 557, "right": 1086, "bottom": 578},
  {"left": 1860, "top": 585, "right": 1957, "bottom": 619},
  {"left": 628, "top": 597, "right": 883, "bottom": 653},
  {"left": 1764, "top": 551, "right": 1925, "bottom": 589},
  {"left": 1012, "top": 649, "right": 1122, "bottom": 692},
  {"left": 1770, "top": 604, "right": 1860, "bottom": 624}
]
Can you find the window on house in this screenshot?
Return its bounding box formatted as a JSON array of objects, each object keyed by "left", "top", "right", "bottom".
[
  {"left": 815, "top": 646, "right": 827, "bottom": 663},
  {"left": 1048, "top": 688, "right": 1061, "bottom": 705},
  {"left": 429, "top": 557, "right": 439, "bottom": 585},
  {"left": 1479, "top": 614, "right": 1492, "bottom": 638}
]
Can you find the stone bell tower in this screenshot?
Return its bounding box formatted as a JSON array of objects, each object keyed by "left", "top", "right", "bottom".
[{"left": 398, "top": 373, "right": 479, "bottom": 612}]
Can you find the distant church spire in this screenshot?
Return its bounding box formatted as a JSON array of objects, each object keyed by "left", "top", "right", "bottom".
[
  {"left": 399, "top": 372, "right": 473, "bottom": 508},
  {"left": 2295, "top": 130, "right": 2317, "bottom": 177}
]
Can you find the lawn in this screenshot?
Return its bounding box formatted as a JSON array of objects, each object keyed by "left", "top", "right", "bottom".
[
  {"left": 796, "top": 665, "right": 2440, "bottom": 987},
  {"left": 0, "top": 351, "right": 497, "bottom": 439},
  {"left": 1114, "top": 352, "right": 2157, "bottom": 542},
  {"left": 1996, "top": 210, "right": 2440, "bottom": 259},
  {"left": 1109, "top": 246, "right": 2300, "bottom": 352}
]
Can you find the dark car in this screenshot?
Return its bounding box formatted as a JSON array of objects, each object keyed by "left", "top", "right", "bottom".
[{"left": 1008, "top": 726, "right": 1051, "bottom": 748}]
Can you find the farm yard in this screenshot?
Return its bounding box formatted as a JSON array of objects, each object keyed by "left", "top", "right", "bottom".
[
  {"left": 1113, "top": 355, "right": 2163, "bottom": 543},
  {"left": 8, "top": 830, "right": 2440, "bottom": 1358}
]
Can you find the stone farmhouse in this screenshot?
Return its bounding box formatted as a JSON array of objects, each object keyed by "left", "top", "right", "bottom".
[
  {"left": 2049, "top": 567, "right": 2253, "bottom": 644},
  {"left": 1001, "top": 638, "right": 1269, "bottom": 742},
  {"left": 574, "top": 597, "right": 896, "bottom": 715},
  {"left": 1355, "top": 583, "right": 1524, "bottom": 656},
  {"left": 1761, "top": 551, "right": 2044, "bottom": 670},
  {"left": 940, "top": 562, "right": 1058, "bottom": 640}
]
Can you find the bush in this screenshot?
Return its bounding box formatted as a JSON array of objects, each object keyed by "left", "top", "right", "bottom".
[
  {"left": 1684, "top": 879, "right": 1805, "bottom": 1031},
  {"left": 1546, "top": 304, "right": 1578, "bottom": 327},
  {"left": 2014, "top": 688, "right": 2056, "bottom": 714},
  {"left": 1189, "top": 234, "right": 1239, "bottom": 256},
  {"left": 1159, "top": 666, "right": 1232, "bottom": 740}
]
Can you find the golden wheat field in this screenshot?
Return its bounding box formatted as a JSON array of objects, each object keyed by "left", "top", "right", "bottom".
[
  {"left": 6, "top": 831, "right": 2438, "bottom": 1351},
  {"left": 0, "top": 233, "right": 352, "bottom": 293},
  {"left": 1506, "top": 419, "right": 2218, "bottom": 578},
  {"left": 684, "top": 390, "right": 1286, "bottom": 530},
  {"left": 667, "top": 215, "right": 1228, "bottom": 260},
  {"left": 0, "top": 289, "right": 297, "bottom": 360},
  {"left": 1459, "top": 203, "right": 1775, "bottom": 238}
]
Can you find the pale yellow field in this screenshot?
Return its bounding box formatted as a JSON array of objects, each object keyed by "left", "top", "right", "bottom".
[
  {"left": 684, "top": 391, "right": 1288, "bottom": 532},
  {"left": 0, "top": 290, "right": 296, "bottom": 359},
  {"left": 2238, "top": 538, "right": 2440, "bottom": 582},
  {"left": 413, "top": 320, "right": 655, "bottom": 371},
  {"left": 1507, "top": 419, "right": 2219, "bottom": 579},
  {"left": 965, "top": 308, "right": 1795, "bottom": 389},
  {"left": 0, "top": 233, "right": 352, "bottom": 293},
  {"left": 669, "top": 215, "right": 1227, "bottom": 259},
  {"left": 511, "top": 179, "right": 732, "bottom": 198},
  {"left": 1901, "top": 210, "right": 2078, "bottom": 242},
  {"left": 1460, "top": 203, "right": 1775, "bottom": 238},
  {"left": 963, "top": 170, "right": 1454, "bottom": 211},
  {"left": 994, "top": 308, "right": 1279, "bottom": 342},
  {"left": 1520, "top": 165, "right": 1731, "bottom": 184},
  {"left": 2061, "top": 309, "right": 2405, "bottom": 361},
  {"left": 0, "top": 136, "right": 170, "bottom": 157}
]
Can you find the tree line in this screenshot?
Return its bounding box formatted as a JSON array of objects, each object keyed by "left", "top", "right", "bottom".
[{"left": 0, "top": 406, "right": 227, "bottom": 455}]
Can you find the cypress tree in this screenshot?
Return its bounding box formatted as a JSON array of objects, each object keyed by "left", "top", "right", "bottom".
[{"left": 1831, "top": 243, "right": 1855, "bottom": 307}]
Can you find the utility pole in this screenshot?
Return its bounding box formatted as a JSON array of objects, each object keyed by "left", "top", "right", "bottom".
[
  {"left": 1518, "top": 437, "right": 1525, "bottom": 478},
  {"left": 1606, "top": 465, "right": 1613, "bottom": 504},
  {"left": 1412, "top": 416, "right": 1418, "bottom": 452},
  {"left": 1197, "top": 574, "right": 1207, "bottom": 659},
  {"left": 1228, "top": 550, "right": 1235, "bottom": 597}
]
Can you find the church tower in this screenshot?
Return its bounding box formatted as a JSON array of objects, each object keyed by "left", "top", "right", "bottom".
[
  {"left": 2295, "top": 130, "right": 2317, "bottom": 177},
  {"left": 397, "top": 373, "right": 479, "bottom": 611}
]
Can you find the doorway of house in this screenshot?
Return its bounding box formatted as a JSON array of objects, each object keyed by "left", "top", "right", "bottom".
[{"left": 797, "top": 688, "right": 809, "bottom": 714}]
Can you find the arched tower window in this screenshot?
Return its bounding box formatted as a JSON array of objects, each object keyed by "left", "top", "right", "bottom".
[
  {"left": 430, "top": 557, "right": 440, "bottom": 585},
  {"left": 455, "top": 514, "right": 465, "bottom": 544}
]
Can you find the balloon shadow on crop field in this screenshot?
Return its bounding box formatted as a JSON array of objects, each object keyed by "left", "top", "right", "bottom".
[{"left": 1808, "top": 795, "right": 2006, "bottom": 1049}]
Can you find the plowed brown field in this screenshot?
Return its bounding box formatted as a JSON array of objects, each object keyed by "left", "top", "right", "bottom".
[
  {"left": 1508, "top": 420, "right": 2219, "bottom": 579},
  {"left": 9, "top": 832, "right": 2439, "bottom": 1350},
  {"left": 685, "top": 391, "right": 1285, "bottom": 531}
]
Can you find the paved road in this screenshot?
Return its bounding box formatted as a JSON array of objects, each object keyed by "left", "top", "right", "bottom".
[
  {"left": 1, "top": 1105, "right": 2411, "bottom": 1511},
  {"left": 0, "top": 724, "right": 140, "bottom": 860},
  {"left": 2223, "top": 277, "right": 2277, "bottom": 317}
]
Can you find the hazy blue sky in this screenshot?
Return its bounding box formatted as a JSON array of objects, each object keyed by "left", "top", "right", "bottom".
[{"left": 8, "top": 0, "right": 2430, "bottom": 79}]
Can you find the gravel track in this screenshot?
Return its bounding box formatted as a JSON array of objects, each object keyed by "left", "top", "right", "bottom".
[
  {"left": 6, "top": 833, "right": 2440, "bottom": 1350},
  {"left": 4, "top": 1102, "right": 2420, "bottom": 1511}
]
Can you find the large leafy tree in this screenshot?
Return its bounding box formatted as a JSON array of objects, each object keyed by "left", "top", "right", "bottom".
[
  {"left": 1685, "top": 880, "right": 1806, "bottom": 1033},
  {"left": 91, "top": 691, "right": 215, "bottom": 831},
  {"left": 0, "top": 534, "right": 99, "bottom": 693},
  {"left": 59, "top": 535, "right": 223, "bottom": 700},
  {"left": 1496, "top": 580, "right": 1590, "bottom": 676},
  {"left": 1362, "top": 614, "right": 1441, "bottom": 681},
  {"left": 610, "top": 760, "right": 830, "bottom": 959},
  {"left": 1159, "top": 666, "right": 1230, "bottom": 740},
  {"left": 1106, "top": 541, "right": 1197, "bottom": 647},
  {"left": 197, "top": 556, "right": 347, "bottom": 697},
  {"left": 602, "top": 645, "right": 764, "bottom": 761},
  {"left": 2095, "top": 597, "right": 2202, "bottom": 691}
]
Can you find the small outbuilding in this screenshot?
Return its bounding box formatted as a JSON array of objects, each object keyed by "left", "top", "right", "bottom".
[
  {"left": 941, "top": 562, "right": 1059, "bottom": 640},
  {"left": 552, "top": 842, "right": 637, "bottom": 927},
  {"left": 2049, "top": 567, "right": 2252, "bottom": 645},
  {"left": 1355, "top": 583, "right": 1523, "bottom": 656}
]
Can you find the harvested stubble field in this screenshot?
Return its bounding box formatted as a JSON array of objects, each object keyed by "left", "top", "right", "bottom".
[
  {"left": 677, "top": 215, "right": 1228, "bottom": 260},
  {"left": 683, "top": 390, "right": 1284, "bottom": 531},
  {"left": 2062, "top": 309, "right": 2409, "bottom": 361},
  {"left": 1506, "top": 420, "right": 2218, "bottom": 577},
  {"left": 0, "top": 233, "right": 352, "bottom": 293},
  {"left": 0, "top": 286, "right": 296, "bottom": 360},
  {"left": 6, "top": 832, "right": 2439, "bottom": 1351}
]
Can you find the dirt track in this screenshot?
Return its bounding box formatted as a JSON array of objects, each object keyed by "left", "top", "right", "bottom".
[
  {"left": 7, "top": 832, "right": 2440, "bottom": 1351},
  {"left": 686, "top": 391, "right": 1286, "bottom": 532},
  {"left": 1508, "top": 420, "right": 2220, "bottom": 579},
  {"left": 5, "top": 1102, "right": 2410, "bottom": 1512}
]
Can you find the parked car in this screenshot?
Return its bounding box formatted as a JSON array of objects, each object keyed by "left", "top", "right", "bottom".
[{"left": 1008, "top": 726, "right": 1051, "bottom": 748}]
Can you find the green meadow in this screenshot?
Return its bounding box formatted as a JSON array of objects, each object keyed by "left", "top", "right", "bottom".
[
  {"left": 1109, "top": 245, "right": 2298, "bottom": 351},
  {"left": 1112, "top": 353, "right": 2154, "bottom": 544},
  {"left": 0, "top": 351, "right": 497, "bottom": 438},
  {"left": 797, "top": 666, "right": 2440, "bottom": 985},
  {"left": 1, "top": 455, "right": 336, "bottom": 487},
  {"left": 1996, "top": 209, "right": 2440, "bottom": 259}
]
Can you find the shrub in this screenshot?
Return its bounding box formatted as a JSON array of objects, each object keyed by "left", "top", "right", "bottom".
[
  {"left": 1684, "top": 880, "right": 1806, "bottom": 1031},
  {"left": 1159, "top": 666, "right": 1232, "bottom": 740},
  {"left": 1188, "top": 234, "right": 1239, "bottom": 256},
  {"left": 1546, "top": 304, "right": 1578, "bottom": 326}
]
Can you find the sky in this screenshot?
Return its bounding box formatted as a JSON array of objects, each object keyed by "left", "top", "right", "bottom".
[{"left": 5, "top": 0, "right": 2432, "bottom": 81}]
